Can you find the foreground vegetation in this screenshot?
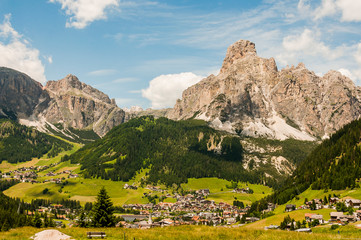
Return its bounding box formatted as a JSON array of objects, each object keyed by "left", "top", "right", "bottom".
[{"left": 1, "top": 225, "right": 361, "bottom": 240}]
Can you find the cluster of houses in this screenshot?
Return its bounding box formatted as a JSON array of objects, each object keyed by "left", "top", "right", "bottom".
[
  {"left": 1, "top": 165, "right": 78, "bottom": 184},
  {"left": 1, "top": 165, "right": 49, "bottom": 183},
  {"left": 120, "top": 189, "right": 254, "bottom": 228},
  {"left": 44, "top": 170, "right": 79, "bottom": 184},
  {"left": 232, "top": 187, "right": 251, "bottom": 194},
  {"left": 279, "top": 197, "right": 361, "bottom": 229}
]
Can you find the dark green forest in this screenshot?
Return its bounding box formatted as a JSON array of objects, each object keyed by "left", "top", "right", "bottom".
[
  {"left": 70, "top": 116, "right": 264, "bottom": 186},
  {"left": 260, "top": 119, "right": 361, "bottom": 206},
  {"left": 0, "top": 119, "right": 72, "bottom": 163}
]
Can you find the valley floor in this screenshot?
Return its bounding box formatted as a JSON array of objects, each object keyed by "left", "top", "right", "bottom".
[{"left": 1, "top": 225, "right": 360, "bottom": 240}]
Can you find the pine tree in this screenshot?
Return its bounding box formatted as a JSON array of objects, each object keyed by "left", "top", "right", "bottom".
[
  {"left": 92, "top": 187, "right": 115, "bottom": 227},
  {"left": 34, "top": 213, "right": 42, "bottom": 228}
]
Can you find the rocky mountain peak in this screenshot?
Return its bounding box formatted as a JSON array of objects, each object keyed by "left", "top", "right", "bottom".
[
  {"left": 168, "top": 39, "right": 361, "bottom": 140},
  {"left": 220, "top": 40, "right": 257, "bottom": 74}
]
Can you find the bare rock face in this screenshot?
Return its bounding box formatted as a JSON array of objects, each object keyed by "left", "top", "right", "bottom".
[
  {"left": 43, "top": 74, "right": 125, "bottom": 137},
  {"left": 0, "top": 67, "right": 50, "bottom": 120},
  {"left": 168, "top": 40, "right": 361, "bottom": 140}
]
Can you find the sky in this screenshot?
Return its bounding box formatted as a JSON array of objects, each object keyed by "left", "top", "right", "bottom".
[{"left": 0, "top": 0, "right": 361, "bottom": 109}]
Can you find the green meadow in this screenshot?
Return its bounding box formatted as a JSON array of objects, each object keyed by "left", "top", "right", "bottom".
[{"left": 182, "top": 178, "right": 273, "bottom": 205}]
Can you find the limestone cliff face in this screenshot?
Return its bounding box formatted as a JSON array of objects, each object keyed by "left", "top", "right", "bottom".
[
  {"left": 168, "top": 40, "right": 361, "bottom": 140},
  {"left": 0, "top": 68, "right": 125, "bottom": 138},
  {"left": 43, "top": 74, "right": 125, "bottom": 137},
  {"left": 0, "top": 67, "right": 50, "bottom": 120}
]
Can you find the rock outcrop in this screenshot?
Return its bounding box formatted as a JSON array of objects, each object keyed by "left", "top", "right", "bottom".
[
  {"left": 168, "top": 40, "right": 361, "bottom": 140},
  {"left": 43, "top": 74, "right": 125, "bottom": 137},
  {"left": 0, "top": 67, "right": 50, "bottom": 120}
]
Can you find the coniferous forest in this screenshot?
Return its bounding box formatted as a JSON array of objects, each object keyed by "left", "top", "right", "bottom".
[
  {"left": 0, "top": 119, "right": 72, "bottom": 164},
  {"left": 69, "top": 116, "right": 264, "bottom": 186},
  {"left": 261, "top": 119, "right": 361, "bottom": 206}
]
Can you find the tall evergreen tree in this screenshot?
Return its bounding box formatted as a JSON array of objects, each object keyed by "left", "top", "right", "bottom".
[{"left": 92, "top": 187, "right": 115, "bottom": 227}]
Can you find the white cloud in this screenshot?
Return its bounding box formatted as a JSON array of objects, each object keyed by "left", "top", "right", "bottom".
[
  {"left": 114, "top": 98, "right": 135, "bottom": 107},
  {"left": 142, "top": 72, "right": 203, "bottom": 109},
  {"left": 46, "top": 56, "right": 53, "bottom": 64},
  {"left": 0, "top": 14, "right": 47, "bottom": 84},
  {"left": 88, "top": 69, "right": 117, "bottom": 76},
  {"left": 50, "top": 0, "right": 120, "bottom": 29},
  {"left": 338, "top": 68, "right": 355, "bottom": 80},
  {"left": 314, "top": 0, "right": 337, "bottom": 20},
  {"left": 336, "top": 0, "right": 361, "bottom": 22},
  {"left": 353, "top": 43, "right": 361, "bottom": 81},
  {"left": 278, "top": 28, "right": 342, "bottom": 65},
  {"left": 112, "top": 77, "right": 137, "bottom": 83}
]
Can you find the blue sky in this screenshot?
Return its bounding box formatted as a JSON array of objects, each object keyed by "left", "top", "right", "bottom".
[{"left": 0, "top": 0, "right": 361, "bottom": 109}]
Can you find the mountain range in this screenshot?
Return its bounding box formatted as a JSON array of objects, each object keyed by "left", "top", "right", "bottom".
[{"left": 1, "top": 39, "right": 361, "bottom": 182}]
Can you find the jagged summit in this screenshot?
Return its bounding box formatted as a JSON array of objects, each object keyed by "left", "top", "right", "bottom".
[
  {"left": 168, "top": 39, "right": 361, "bottom": 140},
  {"left": 220, "top": 40, "right": 257, "bottom": 73}
]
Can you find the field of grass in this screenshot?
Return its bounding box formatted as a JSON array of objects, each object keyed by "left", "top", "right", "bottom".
[
  {"left": 3, "top": 177, "right": 152, "bottom": 206},
  {"left": 182, "top": 178, "right": 273, "bottom": 205},
  {"left": 245, "top": 208, "right": 335, "bottom": 230},
  {"left": 1, "top": 225, "right": 361, "bottom": 240}
]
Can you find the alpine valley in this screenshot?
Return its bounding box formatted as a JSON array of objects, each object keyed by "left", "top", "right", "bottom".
[{"left": 2, "top": 39, "right": 361, "bottom": 238}]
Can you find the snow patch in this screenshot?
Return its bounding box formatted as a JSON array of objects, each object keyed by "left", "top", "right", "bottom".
[
  {"left": 210, "top": 118, "right": 235, "bottom": 133},
  {"left": 241, "top": 113, "right": 315, "bottom": 141},
  {"left": 196, "top": 112, "right": 210, "bottom": 121}
]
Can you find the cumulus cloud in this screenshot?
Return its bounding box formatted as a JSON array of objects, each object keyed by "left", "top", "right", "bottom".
[
  {"left": 50, "top": 0, "right": 120, "bottom": 29},
  {"left": 309, "top": 0, "right": 361, "bottom": 22},
  {"left": 278, "top": 28, "right": 342, "bottom": 65},
  {"left": 0, "top": 14, "right": 47, "bottom": 84},
  {"left": 142, "top": 72, "right": 204, "bottom": 109},
  {"left": 314, "top": 0, "right": 337, "bottom": 20},
  {"left": 336, "top": 0, "right": 361, "bottom": 22}
]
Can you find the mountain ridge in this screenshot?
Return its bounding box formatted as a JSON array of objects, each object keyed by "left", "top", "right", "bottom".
[
  {"left": 0, "top": 67, "right": 126, "bottom": 140},
  {"left": 168, "top": 39, "right": 361, "bottom": 141}
]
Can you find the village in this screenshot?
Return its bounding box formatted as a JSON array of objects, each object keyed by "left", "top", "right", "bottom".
[
  {"left": 0, "top": 164, "right": 79, "bottom": 184},
  {"left": 2, "top": 168, "right": 361, "bottom": 231}
]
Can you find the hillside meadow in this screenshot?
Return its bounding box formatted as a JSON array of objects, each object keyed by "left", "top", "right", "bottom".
[
  {"left": 0, "top": 225, "right": 360, "bottom": 240},
  {"left": 4, "top": 176, "right": 272, "bottom": 206}
]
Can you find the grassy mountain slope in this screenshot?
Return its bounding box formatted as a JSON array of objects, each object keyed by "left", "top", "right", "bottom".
[
  {"left": 69, "top": 116, "right": 263, "bottom": 186},
  {"left": 0, "top": 119, "right": 72, "bottom": 164}
]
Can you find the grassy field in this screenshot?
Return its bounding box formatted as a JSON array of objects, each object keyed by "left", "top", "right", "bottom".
[
  {"left": 1, "top": 225, "right": 361, "bottom": 240},
  {"left": 4, "top": 173, "right": 272, "bottom": 206},
  {"left": 182, "top": 178, "right": 273, "bottom": 205}
]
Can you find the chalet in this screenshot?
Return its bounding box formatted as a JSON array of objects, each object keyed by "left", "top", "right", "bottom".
[
  {"left": 245, "top": 217, "right": 260, "bottom": 222},
  {"left": 330, "top": 212, "right": 344, "bottom": 221},
  {"left": 345, "top": 199, "right": 361, "bottom": 209},
  {"left": 121, "top": 215, "right": 148, "bottom": 222},
  {"left": 310, "top": 214, "right": 324, "bottom": 224},
  {"left": 285, "top": 204, "right": 296, "bottom": 212},
  {"left": 304, "top": 213, "right": 315, "bottom": 222},
  {"left": 329, "top": 197, "right": 340, "bottom": 205},
  {"left": 123, "top": 184, "right": 137, "bottom": 190}
]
